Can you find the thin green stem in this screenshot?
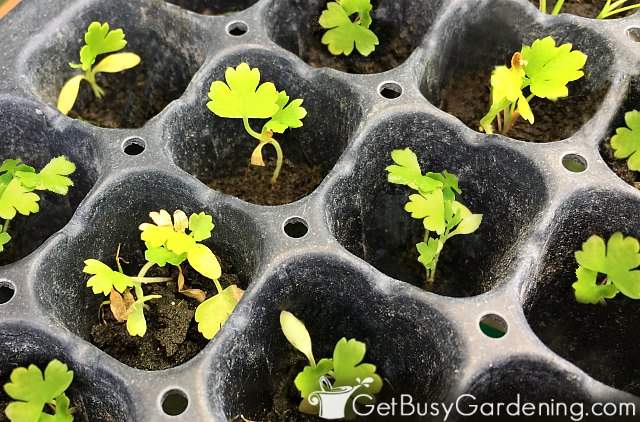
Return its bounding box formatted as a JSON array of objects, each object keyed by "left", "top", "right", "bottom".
[
  {"left": 132, "top": 276, "right": 173, "bottom": 284},
  {"left": 213, "top": 278, "right": 223, "bottom": 295},
  {"left": 598, "top": 1, "right": 640, "bottom": 18},
  {"left": 540, "top": 0, "right": 547, "bottom": 13},
  {"left": 2, "top": 219, "right": 10, "bottom": 234},
  {"left": 269, "top": 139, "right": 284, "bottom": 185},
  {"left": 132, "top": 261, "right": 156, "bottom": 300},
  {"left": 242, "top": 116, "right": 264, "bottom": 142},
  {"left": 84, "top": 69, "right": 104, "bottom": 98},
  {"left": 551, "top": 0, "right": 565, "bottom": 15}
]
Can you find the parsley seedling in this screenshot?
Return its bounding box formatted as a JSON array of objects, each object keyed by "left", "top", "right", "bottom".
[
  {"left": 3, "top": 359, "right": 74, "bottom": 422},
  {"left": 386, "top": 148, "right": 483, "bottom": 283},
  {"left": 0, "top": 156, "right": 76, "bottom": 254},
  {"left": 207, "top": 63, "right": 307, "bottom": 184},
  {"left": 85, "top": 209, "right": 243, "bottom": 338},
  {"left": 280, "top": 311, "right": 383, "bottom": 415},
  {"left": 479, "top": 36, "right": 587, "bottom": 136},
  {"left": 610, "top": 109, "right": 640, "bottom": 172},
  {"left": 57, "top": 21, "right": 141, "bottom": 115},
  {"left": 319, "top": 0, "right": 379, "bottom": 57},
  {"left": 539, "top": 0, "right": 640, "bottom": 18},
  {"left": 573, "top": 232, "right": 640, "bottom": 304}
]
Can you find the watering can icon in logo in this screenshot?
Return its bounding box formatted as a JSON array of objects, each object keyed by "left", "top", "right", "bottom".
[{"left": 308, "top": 376, "right": 374, "bottom": 420}]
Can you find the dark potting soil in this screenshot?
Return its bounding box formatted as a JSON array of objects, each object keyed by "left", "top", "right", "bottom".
[
  {"left": 440, "top": 71, "right": 603, "bottom": 142},
  {"left": 529, "top": 0, "right": 636, "bottom": 18},
  {"left": 69, "top": 64, "right": 168, "bottom": 129},
  {"left": 601, "top": 139, "right": 640, "bottom": 188},
  {"left": 298, "top": 1, "right": 416, "bottom": 74},
  {"left": 90, "top": 263, "right": 241, "bottom": 371},
  {"left": 231, "top": 353, "right": 319, "bottom": 422},
  {"left": 209, "top": 159, "right": 323, "bottom": 206}
]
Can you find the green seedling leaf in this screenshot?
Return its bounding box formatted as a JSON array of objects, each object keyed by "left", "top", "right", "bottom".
[
  {"left": 127, "top": 294, "right": 161, "bottom": 337},
  {"left": 417, "top": 238, "right": 443, "bottom": 272},
  {"left": 294, "top": 358, "right": 333, "bottom": 399},
  {"left": 187, "top": 243, "right": 222, "bottom": 280},
  {"left": 16, "top": 156, "right": 76, "bottom": 195},
  {"left": 83, "top": 259, "right": 134, "bottom": 295},
  {"left": 0, "top": 232, "right": 10, "bottom": 253},
  {"left": 385, "top": 148, "right": 425, "bottom": 189},
  {"left": 319, "top": 0, "right": 379, "bottom": 56},
  {"left": 77, "top": 22, "right": 127, "bottom": 71},
  {"left": 57, "top": 75, "right": 85, "bottom": 115},
  {"left": 573, "top": 232, "right": 640, "bottom": 304},
  {"left": 207, "top": 63, "right": 279, "bottom": 119},
  {"left": 189, "top": 212, "right": 214, "bottom": 242},
  {"left": 145, "top": 245, "right": 185, "bottom": 267},
  {"left": 263, "top": 91, "right": 307, "bottom": 134},
  {"left": 611, "top": 110, "right": 640, "bottom": 171},
  {"left": 332, "top": 337, "right": 383, "bottom": 397},
  {"left": 521, "top": 36, "right": 587, "bottom": 100},
  {"left": 405, "top": 190, "right": 446, "bottom": 235},
  {"left": 4, "top": 359, "right": 74, "bottom": 422},
  {"left": 280, "top": 311, "right": 316, "bottom": 367},
  {"left": 92, "top": 52, "right": 140, "bottom": 74},
  {"left": 0, "top": 178, "right": 40, "bottom": 220},
  {"left": 490, "top": 64, "right": 533, "bottom": 124},
  {"left": 195, "top": 285, "right": 244, "bottom": 339}
]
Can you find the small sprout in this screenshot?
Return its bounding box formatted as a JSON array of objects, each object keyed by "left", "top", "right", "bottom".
[
  {"left": 386, "top": 148, "right": 482, "bottom": 283},
  {"left": 279, "top": 311, "right": 383, "bottom": 415},
  {"left": 479, "top": 36, "right": 587, "bottom": 136},
  {"left": 319, "top": 0, "right": 379, "bottom": 57},
  {"left": 0, "top": 156, "right": 76, "bottom": 254},
  {"left": 207, "top": 63, "right": 307, "bottom": 184},
  {"left": 84, "top": 209, "right": 243, "bottom": 339},
  {"left": 611, "top": 110, "right": 640, "bottom": 171},
  {"left": 57, "top": 21, "right": 141, "bottom": 115},
  {"left": 539, "top": 0, "right": 640, "bottom": 18},
  {"left": 3, "top": 359, "right": 74, "bottom": 422},
  {"left": 573, "top": 232, "right": 640, "bottom": 304}
]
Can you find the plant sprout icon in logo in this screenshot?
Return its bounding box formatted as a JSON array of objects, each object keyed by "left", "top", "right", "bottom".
[{"left": 309, "top": 376, "right": 375, "bottom": 420}]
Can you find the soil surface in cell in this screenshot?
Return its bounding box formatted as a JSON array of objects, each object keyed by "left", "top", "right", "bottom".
[
  {"left": 601, "top": 139, "right": 640, "bottom": 188},
  {"left": 440, "top": 71, "right": 604, "bottom": 142},
  {"left": 298, "top": 1, "right": 417, "bottom": 74},
  {"left": 91, "top": 261, "right": 241, "bottom": 370},
  {"left": 69, "top": 64, "right": 170, "bottom": 129},
  {"left": 529, "top": 0, "right": 637, "bottom": 18},
  {"left": 209, "top": 159, "right": 323, "bottom": 205}
]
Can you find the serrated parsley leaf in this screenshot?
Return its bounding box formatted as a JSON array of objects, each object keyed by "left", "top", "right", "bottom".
[
  {"left": 83, "top": 259, "right": 134, "bottom": 296},
  {"left": 319, "top": 0, "right": 379, "bottom": 56},
  {"left": 332, "top": 337, "right": 383, "bottom": 398},
  {"left": 16, "top": 156, "right": 76, "bottom": 195},
  {"left": 78, "top": 22, "right": 127, "bottom": 71},
  {"left": 195, "top": 284, "right": 243, "bottom": 339},
  {"left": 611, "top": 110, "right": 640, "bottom": 171},
  {"left": 0, "top": 178, "right": 40, "bottom": 220},
  {"left": 263, "top": 91, "right": 307, "bottom": 134}
]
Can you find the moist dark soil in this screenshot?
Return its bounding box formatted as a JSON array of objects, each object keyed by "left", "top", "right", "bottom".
[
  {"left": 601, "top": 139, "right": 640, "bottom": 188},
  {"left": 529, "top": 0, "right": 636, "bottom": 18},
  {"left": 298, "top": 1, "right": 416, "bottom": 74},
  {"left": 90, "top": 262, "right": 241, "bottom": 371},
  {"left": 231, "top": 353, "right": 319, "bottom": 422},
  {"left": 209, "top": 159, "right": 323, "bottom": 206},
  {"left": 440, "top": 70, "right": 604, "bottom": 142},
  {"left": 69, "top": 64, "right": 168, "bottom": 129}
]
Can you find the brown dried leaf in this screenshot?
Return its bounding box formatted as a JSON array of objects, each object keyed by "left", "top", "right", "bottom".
[
  {"left": 109, "top": 289, "right": 129, "bottom": 322},
  {"left": 180, "top": 288, "right": 207, "bottom": 302}
]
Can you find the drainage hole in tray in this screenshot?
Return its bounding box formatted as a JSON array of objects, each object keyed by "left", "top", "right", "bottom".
[
  {"left": 161, "top": 389, "right": 189, "bottom": 416},
  {"left": 227, "top": 21, "right": 249, "bottom": 37},
  {"left": 122, "top": 137, "right": 146, "bottom": 156},
  {"left": 0, "top": 281, "right": 15, "bottom": 304},
  {"left": 627, "top": 27, "right": 640, "bottom": 42},
  {"left": 378, "top": 82, "right": 403, "bottom": 99},
  {"left": 562, "top": 154, "right": 588, "bottom": 173},
  {"left": 479, "top": 313, "right": 508, "bottom": 339},
  {"left": 283, "top": 217, "right": 308, "bottom": 239}
]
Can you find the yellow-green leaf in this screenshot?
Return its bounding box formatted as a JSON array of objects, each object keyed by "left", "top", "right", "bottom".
[
  {"left": 280, "top": 311, "right": 316, "bottom": 367},
  {"left": 57, "top": 75, "right": 85, "bottom": 115},
  {"left": 195, "top": 285, "right": 243, "bottom": 339},
  {"left": 93, "top": 52, "right": 140, "bottom": 74},
  {"left": 187, "top": 243, "right": 222, "bottom": 280}
]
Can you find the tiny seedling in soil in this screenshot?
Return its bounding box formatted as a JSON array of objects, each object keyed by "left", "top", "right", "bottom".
[
  {"left": 573, "top": 232, "right": 640, "bottom": 304},
  {"left": 538, "top": 0, "right": 640, "bottom": 18},
  {"left": 85, "top": 209, "right": 243, "bottom": 340},
  {"left": 386, "top": 148, "right": 482, "bottom": 283},
  {"left": 0, "top": 156, "right": 76, "bottom": 254},
  {"left": 279, "top": 311, "right": 383, "bottom": 416},
  {"left": 319, "top": 0, "right": 379, "bottom": 57},
  {"left": 610, "top": 110, "right": 640, "bottom": 174},
  {"left": 3, "top": 359, "right": 74, "bottom": 422},
  {"left": 207, "top": 63, "right": 307, "bottom": 185},
  {"left": 57, "top": 21, "right": 141, "bottom": 116},
  {"left": 479, "top": 36, "right": 587, "bottom": 136}
]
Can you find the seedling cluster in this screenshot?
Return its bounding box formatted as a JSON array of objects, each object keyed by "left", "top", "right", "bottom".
[
  {"left": 57, "top": 21, "right": 140, "bottom": 115},
  {"left": 3, "top": 359, "right": 74, "bottom": 422},
  {"left": 207, "top": 63, "right": 307, "bottom": 184},
  {"left": 319, "top": 0, "right": 379, "bottom": 57},
  {"left": 539, "top": 0, "right": 640, "bottom": 19},
  {"left": 280, "top": 311, "right": 382, "bottom": 415},
  {"left": 0, "top": 156, "right": 76, "bottom": 254},
  {"left": 386, "top": 148, "right": 482, "bottom": 283},
  {"left": 610, "top": 110, "right": 640, "bottom": 172},
  {"left": 573, "top": 232, "right": 640, "bottom": 304},
  {"left": 480, "top": 36, "right": 587, "bottom": 136},
  {"left": 85, "top": 209, "right": 242, "bottom": 339}
]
